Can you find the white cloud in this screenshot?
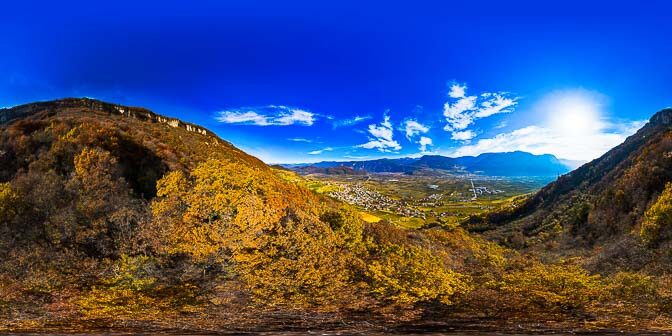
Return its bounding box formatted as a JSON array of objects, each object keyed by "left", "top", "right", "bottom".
[
  {"left": 443, "top": 83, "right": 518, "bottom": 139},
  {"left": 609, "top": 119, "right": 646, "bottom": 134},
  {"left": 401, "top": 119, "right": 432, "bottom": 152},
  {"left": 447, "top": 124, "right": 644, "bottom": 161},
  {"left": 308, "top": 147, "right": 334, "bottom": 155},
  {"left": 275, "top": 108, "right": 314, "bottom": 125},
  {"left": 449, "top": 84, "right": 466, "bottom": 98},
  {"left": 216, "top": 105, "right": 315, "bottom": 126},
  {"left": 443, "top": 94, "right": 477, "bottom": 130},
  {"left": 332, "top": 115, "right": 372, "bottom": 128},
  {"left": 446, "top": 89, "right": 647, "bottom": 162},
  {"left": 357, "top": 115, "right": 402, "bottom": 152},
  {"left": 419, "top": 136, "right": 433, "bottom": 152},
  {"left": 217, "top": 111, "right": 270, "bottom": 125},
  {"left": 451, "top": 130, "right": 476, "bottom": 141},
  {"left": 403, "top": 119, "right": 429, "bottom": 139},
  {"left": 287, "top": 137, "right": 313, "bottom": 143},
  {"left": 474, "top": 93, "right": 517, "bottom": 118}
]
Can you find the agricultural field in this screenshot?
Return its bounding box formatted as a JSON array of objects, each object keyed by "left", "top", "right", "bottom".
[{"left": 299, "top": 172, "right": 554, "bottom": 228}]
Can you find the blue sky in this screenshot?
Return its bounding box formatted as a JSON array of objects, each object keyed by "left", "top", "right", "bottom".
[{"left": 1, "top": 1, "right": 671, "bottom": 163}]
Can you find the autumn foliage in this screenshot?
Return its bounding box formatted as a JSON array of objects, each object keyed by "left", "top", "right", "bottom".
[{"left": 1, "top": 101, "right": 672, "bottom": 332}]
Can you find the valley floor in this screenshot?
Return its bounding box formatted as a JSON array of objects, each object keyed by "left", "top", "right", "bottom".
[{"left": 297, "top": 172, "right": 549, "bottom": 229}]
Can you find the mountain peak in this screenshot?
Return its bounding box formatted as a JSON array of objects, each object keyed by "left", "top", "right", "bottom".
[{"left": 649, "top": 107, "right": 672, "bottom": 126}]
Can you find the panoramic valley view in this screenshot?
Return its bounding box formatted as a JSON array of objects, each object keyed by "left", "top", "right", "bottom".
[{"left": 2, "top": 1, "right": 672, "bottom": 335}]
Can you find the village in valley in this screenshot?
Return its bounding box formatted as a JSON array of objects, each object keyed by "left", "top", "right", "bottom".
[
  {"left": 296, "top": 171, "right": 550, "bottom": 228},
  {"left": 328, "top": 183, "right": 425, "bottom": 218}
]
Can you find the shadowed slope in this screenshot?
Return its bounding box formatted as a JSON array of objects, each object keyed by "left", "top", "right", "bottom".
[{"left": 472, "top": 108, "right": 672, "bottom": 272}]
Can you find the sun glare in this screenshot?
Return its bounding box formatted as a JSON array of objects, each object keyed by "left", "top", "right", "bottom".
[{"left": 542, "top": 90, "right": 605, "bottom": 136}]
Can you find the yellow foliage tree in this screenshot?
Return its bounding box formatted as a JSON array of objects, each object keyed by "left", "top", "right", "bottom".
[
  {"left": 71, "top": 147, "right": 125, "bottom": 216},
  {"left": 236, "top": 209, "right": 350, "bottom": 306},
  {"left": 0, "top": 182, "right": 18, "bottom": 223},
  {"left": 150, "top": 159, "right": 354, "bottom": 306},
  {"left": 67, "top": 147, "right": 142, "bottom": 257},
  {"left": 365, "top": 241, "right": 472, "bottom": 307},
  {"left": 499, "top": 261, "right": 603, "bottom": 313},
  {"left": 641, "top": 182, "right": 672, "bottom": 244},
  {"left": 151, "top": 159, "right": 287, "bottom": 259},
  {"left": 319, "top": 206, "right": 364, "bottom": 251}
]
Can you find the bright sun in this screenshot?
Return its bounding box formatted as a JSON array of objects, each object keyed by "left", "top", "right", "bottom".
[{"left": 542, "top": 90, "right": 605, "bottom": 136}]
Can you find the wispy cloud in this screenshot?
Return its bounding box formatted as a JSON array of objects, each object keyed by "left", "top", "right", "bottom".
[
  {"left": 332, "top": 115, "right": 372, "bottom": 128},
  {"left": 402, "top": 119, "right": 429, "bottom": 139},
  {"left": 357, "top": 114, "right": 402, "bottom": 152},
  {"left": 308, "top": 147, "right": 334, "bottom": 155},
  {"left": 419, "top": 136, "right": 433, "bottom": 152},
  {"left": 494, "top": 121, "right": 508, "bottom": 129},
  {"left": 216, "top": 110, "right": 269, "bottom": 125},
  {"left": 401, "top": 119, "right": 433, "bottom": 152},
  {"left": 216, "top": 105, "right": 315, "bottom": 126},
  {"left": 451, "top": 130, "right": 477, "bottom": 141},
  {"left": 287, "top": 137, "right": 314, "bottom": 143},
  {"left": 444, "top": 83, "right": 518, "bottom": 139},
  {"left": 447, "top": 89, "right": 645, "bottom": 161}
]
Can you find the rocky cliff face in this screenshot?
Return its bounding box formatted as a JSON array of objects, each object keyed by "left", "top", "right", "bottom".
[
  {"left": 1, "top": 98, "right": 217, "bottom": 140},
  {"left": 650, "top": 107, "right": 672, "bottom": 126}
]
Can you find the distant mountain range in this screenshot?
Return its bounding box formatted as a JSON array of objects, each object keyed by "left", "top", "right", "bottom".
[
  {"left": 292, "top": 165, "right": 368, "bottom": 175},
  {"left": 286, "top": 151, "right": 575, "bottom": 177}
]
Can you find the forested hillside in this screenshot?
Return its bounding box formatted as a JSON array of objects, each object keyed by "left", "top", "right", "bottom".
[
  {"left": 0, "top": 99, "right": 671, "bottom": 333},
  {"left": 471, "top": 108, "right": 672, "bottom": 273}
]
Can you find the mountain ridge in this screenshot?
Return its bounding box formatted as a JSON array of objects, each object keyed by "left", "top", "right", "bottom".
[
  {"left": 287, "top": 150, "right": 573, "bottom": 177},
  {"left": 1, "top": 97, "right": 223, "bottom": 144},
  {"left": 473, "top": 107, "right": 672, "bottom": 273}
]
